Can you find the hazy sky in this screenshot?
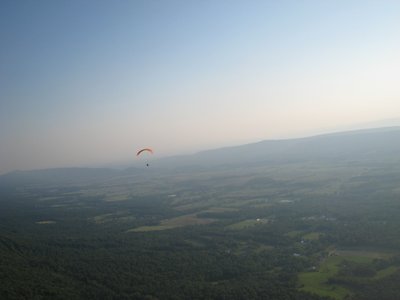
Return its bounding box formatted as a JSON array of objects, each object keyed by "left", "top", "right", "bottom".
[{"left": 1, "top": 0, "right": 400, "bottom": 174}]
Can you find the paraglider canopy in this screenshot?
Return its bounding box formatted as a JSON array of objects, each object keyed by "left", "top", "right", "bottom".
[{"left": 136, "top": 148, "right": 153, "bottom": 156}]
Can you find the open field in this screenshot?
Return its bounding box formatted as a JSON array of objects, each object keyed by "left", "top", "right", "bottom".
[
  {"left": 286, "top": 230, "right": 304, "bottom": 238},
  {"left": 299, "top": 270, "right": 350, "bottom": 300},
  {"left": 299, "top": 254, "right": 355, "bottom": 299},
  {"left": 298, "top": 248, "right": 398, "bottom": 299},
  {"left": 303, "top": 232, "right": 321, "bottom": 241},
  {"left": 335, "top": 249, "right": 393, "bottom": 260},
  {"left": 227, "top": 219, "right": 268, "bottom": 230},
  {"left": 129, "top": 213, "right": 215, "bottom": 232},
  {"left": 36, "top": 220, "right": 56, "bottom": 225},
  {"left": 374, "top": 266, "right": 398, "bottom": 279}
]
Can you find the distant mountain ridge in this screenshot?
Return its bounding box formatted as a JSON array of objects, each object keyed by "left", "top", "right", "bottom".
[
  {"left": 1, "top": 126, "right": 400, "bottom": 187},
  {"left": 157, "top": 126, "right": 400, "bottom": 167}
]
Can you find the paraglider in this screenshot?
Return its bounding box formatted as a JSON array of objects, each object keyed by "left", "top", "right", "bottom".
[{"left": 137, "top": 148, "right": 153, "bottom": 167}]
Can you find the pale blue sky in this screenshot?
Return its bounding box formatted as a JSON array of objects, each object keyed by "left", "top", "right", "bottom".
[{"left": 1, "top": 0, "right": 400, "bottom": 173}]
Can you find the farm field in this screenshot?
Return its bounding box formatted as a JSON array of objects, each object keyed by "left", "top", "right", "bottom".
[
  {"left": 299, "top": 249, "right": 398, "bottom": 299},
  {"left": 129, "top": 213, "right": 215, "bottom": 232}
]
